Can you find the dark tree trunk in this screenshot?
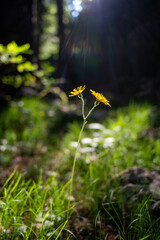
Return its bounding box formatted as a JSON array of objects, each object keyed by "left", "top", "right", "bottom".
[
  {"left": 32, "top": 0, "right": 44, "bottom": 66},
  {"left": 0, "top": 0, "right": 33, "bottom": 46},
  {"left": 56, "top": 0, "right": 66, "bottom": 79},
  {"left": 100, "top": 0, "right": 120, "bottom": 92}
]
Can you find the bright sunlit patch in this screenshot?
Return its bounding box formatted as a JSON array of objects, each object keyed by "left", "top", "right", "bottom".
[
  {"left": 103, "top": 137, "right": 115, "bottom": 148},
  {"left": 0, "top": 145, "right": 7, "bottom": 151},
  {"left": 72, "top": 11, "right": 79, "bottom": 18},
  {"left": 69, "top": 0, "right": 94, "bottom": 18},
  {"left": 73, "top": 0, "right": 82, "bottom": 10},
  {"left": 81, "top": 138, "right": 93, "bottom": 144},
  {"left": 73, "top": 0, "right": 82, "bottom": 11},
  {"left": 68, "top": 0, "right": 83, "bottom": 18},
  {"left": 87, "top": 123, "right": 105, "bottom": 130},
  {"left": 79, "top": 147, "right": 95, "bottom": 153},
  {"left": 70, "top": 141, "right": 78, "bottom": 148}
]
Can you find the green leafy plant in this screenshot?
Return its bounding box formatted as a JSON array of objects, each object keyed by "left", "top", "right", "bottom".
[
  {"left": 0, "top": 41, "right": 37, "bottom": 88},
  {"left": 0, "top": 41, "right": 68, "bottom": 105}
]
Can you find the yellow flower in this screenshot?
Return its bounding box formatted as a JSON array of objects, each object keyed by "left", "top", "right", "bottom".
[
  {"left": 69, "top": 85, "right": 85, "bottom": 97},
  {"left": 90, "top": 89, "right": 111, "bottom": 107}
]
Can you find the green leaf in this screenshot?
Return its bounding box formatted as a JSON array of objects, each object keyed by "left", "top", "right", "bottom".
[
  {"left": 7, "top": 41, "right": 19, "bottom": 54},
  {"left": 17, "top": 64, "right": 24, "bottom": 73},
  {"left": 10, "top": 55, "right": 23, "bottom": 64},
  {"left": 0, "top": 44, "right": 5, "bottom": 53},
  {"left": 139, "top": 235, "right": 151, "bottom": 240}
]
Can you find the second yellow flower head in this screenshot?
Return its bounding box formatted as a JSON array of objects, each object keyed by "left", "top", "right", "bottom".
[{"left": 90, "top": 89, "right": 111, "bottom": 107}]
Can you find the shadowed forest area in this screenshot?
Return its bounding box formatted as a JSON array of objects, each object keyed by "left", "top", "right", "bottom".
[{"left": 0, "top": 0, "right": 160, "bottom": 239}]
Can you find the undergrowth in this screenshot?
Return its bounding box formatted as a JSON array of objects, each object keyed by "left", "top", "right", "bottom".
[{"left": 1, "top": 100, "right": 160, "bottom": 239}]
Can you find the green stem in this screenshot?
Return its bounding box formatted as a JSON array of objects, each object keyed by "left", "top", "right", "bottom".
[
  {"left": 85, "top": 101, "right": 99, "bottom": 119},
  {"left": 67, "top": 98, "right": 99, "bottom": 220},
  {"left": 81, "top": 94, "right": 86, "bottom": 120},
  {"left": 67, "top": 119, "right": 87, "bottom": 219}
]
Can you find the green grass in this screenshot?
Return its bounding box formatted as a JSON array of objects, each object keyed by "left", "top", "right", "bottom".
[
  {"left": 1, "top": 100, "right": 160, "bottom": 239},
  {"left": 102, "top": 197, "right": 160, "bottom": 240},
  {"left": 0, "top": 169, "right": 70, "bottom": 239}
]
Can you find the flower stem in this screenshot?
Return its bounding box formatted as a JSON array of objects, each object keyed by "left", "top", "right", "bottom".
[
  {"left": 85, "top": 101, "right": 99, "bottom": 119},
  {"left": 81, "top": 94, "right": 86, "bottom": 120},
  {"left": 67, "top": 119, "right": 87, "bottom": 219},
  {"left": 67, "top": 99, "right": 99, "bottom": 220}
]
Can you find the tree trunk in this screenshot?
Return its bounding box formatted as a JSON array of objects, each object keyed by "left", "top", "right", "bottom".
[
  {"left": 56, "top": 0, "right": 66, "bottom": 79},
  {"left": 32, "top": 0, "right": 43, "bottom": 66}
]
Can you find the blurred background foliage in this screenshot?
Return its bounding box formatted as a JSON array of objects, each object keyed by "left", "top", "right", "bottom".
[
  {"left": 0, "top": 0, "right": 160, "bottom": 106},
  {"left": 0, "top": 0, "right": 160, "bottom": 168}
]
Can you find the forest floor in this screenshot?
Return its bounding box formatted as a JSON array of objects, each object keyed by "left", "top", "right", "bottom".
[{"left": 0, "top": 98, "right": 160, "bottom": 239}]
